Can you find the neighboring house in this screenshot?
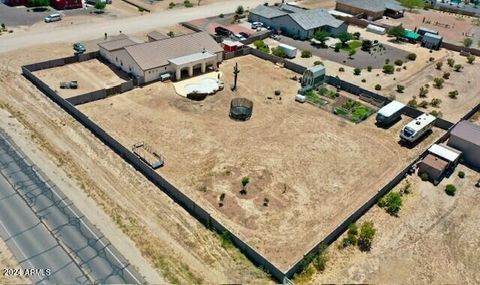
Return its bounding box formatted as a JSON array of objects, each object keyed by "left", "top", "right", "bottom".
[
  {"left": 335, "top": 0, "right": 405, "bottom": 20},
  {"left": 50, "top": 0, "right": 82, "bottom": 9},
  {"left": 99, "top": 32, "right": 223, "bottom": 83},
  {"left": 447, "top": 120, "right": 480, "bottom": 169},
  {"left": 248, "top": 4, "right": 347, "bottom": 39}
]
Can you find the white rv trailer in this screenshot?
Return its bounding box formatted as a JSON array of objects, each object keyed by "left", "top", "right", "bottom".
[
  {"left": 366, "top": 24, "right": 386, "bottom": 35},
  {"left": 278, "top": 43, "right": 298, "bottom": 58},
  {"left": 400, "top": 113, "right": 436, "bottom": 143},
  {"left": 376, "top": 100, "right": 405, "bottom": 126}
]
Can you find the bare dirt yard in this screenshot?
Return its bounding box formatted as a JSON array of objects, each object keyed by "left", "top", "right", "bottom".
[
  {"left": 79, "top": 54, "right": 443, "bottom": 271},
  {"left": 303, "top": 164, "right": 480, "bottom": 284},
  {"left": 33, "top": 59, "right": 127, "bottom": 98},
  {"left": 1, "top": 43, "right": 272, "bottom": 284},
  {"left": 293, "top": 0, "right": 336, "bottom": 9},
  {"left": 380, "top": 9, "right": 480, "bottom": 44}
]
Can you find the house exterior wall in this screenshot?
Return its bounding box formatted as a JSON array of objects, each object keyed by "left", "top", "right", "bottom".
[
  {"left": 324, "top": 22, "right": 348, "bottom": 37},
  {"left": 335, "top": 3, "right": 384, "bottom": 20},
  {"left": 145, "top": 65, "right": 171, "bottom": 82},
  {"left": 447, "top": 136, "right": 480, "bottom": 169},
  {"left": 418, "top": 162, "right": 443, "bottom": 183},
  {"left": 107, "top": 49, "right": 144, "bottom": 78}
]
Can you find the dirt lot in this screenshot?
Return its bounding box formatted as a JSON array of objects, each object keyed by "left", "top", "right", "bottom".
[
  {"left": 0, "top": 43, "right": 272, "bottom": 284},
  {"left": 293, "top": 0, "right": 336, "bottom": 9},
  {"left": 380, "top": 9, "right": 480, "bottom": 44},
  {"left": 304, "top": 164, "right": 480, "bottom": 284},
  {"left": 78, "top": 55, "right": 443, "bottom": 270},
  {"left": 33, "top": 59, "right": 127, "bottom": 98}
]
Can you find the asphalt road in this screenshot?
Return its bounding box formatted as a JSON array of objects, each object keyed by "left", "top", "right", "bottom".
[
  {"left": 0, "top": 131, "right": 144, "bottom": 284},
  {"left": 0, "top": 0, "right": 271, "bottom": 53}
]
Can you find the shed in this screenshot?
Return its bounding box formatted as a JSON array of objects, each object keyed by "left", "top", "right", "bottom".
[
  {"left": 447, "top": 121, "right": 480, "bottom": 169},
  {"left": 427, "top": 144, "right": 462, "bottom": 168},
  {"left": 402, "top": 29, "right": 420, "bottom": 42},
  {"left": 421, "top": 33, "right": 443, "bottom": 50},
  {"left": 417, "top": 27, "right": 438, "bottom": 36},
  {"left": 366, "top": 24, "right": 386, "bottom": 35},
  {"left": 418, "top": 154, "right": 449, "bottom": 184},
  {"left": 222, "top": 39, "right": 243, "bottom": 52},
  {"left": 302, "top": 65, "right": 326, "bottom": 89}
]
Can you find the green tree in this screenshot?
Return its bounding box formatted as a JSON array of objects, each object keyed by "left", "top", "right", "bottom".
[
  {"left": 463, "top": 37, "right": 473, "bottom": 48},
  {"left": 383, "top": 64, "right": 395, "bottom": 74},
  {"left": 399, "top": 0, "right": 425, "bottom": 10},
  {"left": 235, "top": 5, "right": 244, "bottom": 15},
  {"left": 358, "top": 222, "right": 376, "bottom": 252},
  {"left": 435, "top": 61, "right": 443, "bottom": 70},
  {"left": 384, "top": 192, "right": 403, "bottom": 215},
  {"left": 445, "top": 184, "right": 456, "bottom": 196},
  {"left": 338, "top": 32, "right": 352, "bottom": 47},
  {"left": 312, "top": 244, "right": 328, "bottom": 272},
  {"left": 448, "top": 90, "right": 459, "bottom": 99},
  {"left": 433, "top": 77, "right": 444, "bottom": 89},
  {"left": 301, "top": 50, "right": 312, "bottom": 58},
  {"left": 454, "top": 64, "right": 463, "bottom": 72},
  {"left": 396, "top": 84, "right": 405, "bottom": 93},
  {"left": 361, "top": 39, "right": 372, "bottom": 52},
  {"left": 31, "top": 0, "right": 49, "bottom": 6},
  {"left": 95, "top": 0, "right": 106, "bottom": 10},
  {"left": 388, "top": 25, "right": 405, "bottom": 41},
  {"left": 447, "top": 58, "right": 455, "bottom": 67},
  {"left": 314, "top": 30, "right": 330, "bottom": 46},
  {"left": 353, "top": 68, "right": 361, "bottom": 75}
]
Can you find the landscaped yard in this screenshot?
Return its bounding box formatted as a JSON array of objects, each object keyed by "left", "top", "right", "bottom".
[
  {"left": 333, "top": 99, "right": 375, "bottom": 123},
  {"left": 340, "top": 40, "right": 362, "bottom": 53}
]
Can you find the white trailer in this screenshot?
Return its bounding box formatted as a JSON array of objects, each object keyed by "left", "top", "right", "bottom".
[
  {"left": 400, "top": 113, "right": 436, "bottom": 143},
  {"left": 366, "top": 24, "right": 386, "bottom": 35},
  {"left": 278, "top": 43, "right": 297, "bottom": 58},
  {"left": 376, "top": 100, "right": 405, "bottom": 126}
]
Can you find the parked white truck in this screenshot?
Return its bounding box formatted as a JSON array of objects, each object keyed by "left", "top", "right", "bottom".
[{"left": 400, "top": 113, "right": 436, "bottom": 143}]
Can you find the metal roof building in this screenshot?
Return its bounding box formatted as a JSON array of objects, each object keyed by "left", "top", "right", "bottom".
[
  {"left": 336, "top": 0, "right": 404, "bottom": 20},
  {"left": 248, "top": 5, "right": 347, "bottom": 39},
  {"left": 447, "top": 121, "right": 480, "bottom": 169}
]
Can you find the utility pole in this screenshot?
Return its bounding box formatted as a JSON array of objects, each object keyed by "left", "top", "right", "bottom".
[{"left": 232, "top": 62, "right": 240, "bottom": 91}]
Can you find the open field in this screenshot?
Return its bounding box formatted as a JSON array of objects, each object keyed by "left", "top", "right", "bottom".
[
  {"left": 79, "top": 54, "right": 443, "bottom": 270},
  {"left": 305, "top": 164, "right": 480, "bottom": 284},
  {"left": 380, "top": 9, "right": 480, "bottom": 44},
  {"left": 33, "top": 59, "right": 127, "bottom": 98},
  {"left": 0, "top": 43, "right": 272, "bottom": 284}
]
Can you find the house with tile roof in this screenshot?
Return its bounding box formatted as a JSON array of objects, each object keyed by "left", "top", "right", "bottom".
[
  {"left": 98, "top": 32, "right": 223, "bottom": 83},
  {"left": 248, "top": 4, "right": 348, "bottom": 40}
]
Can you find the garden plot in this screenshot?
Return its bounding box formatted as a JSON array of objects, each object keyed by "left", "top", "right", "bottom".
[{"left": 78, "top": 55, "right": 443, "bottom": 271}]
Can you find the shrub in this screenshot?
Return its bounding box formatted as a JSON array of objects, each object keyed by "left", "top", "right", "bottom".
[
  {"left": 263, "top": 197, "right": 269, "bottom": 206},
  {"left": 407, "top": 98, "right": 418, "bottom": 108},
  {"left": 430, "top": 98, "right": 442, "bottom": 107},
  {"left": 419, "top": 86, "right": 429, "bottom": 98},
  {"left": 463, "top": 37, "right": 473, "bottom": 48},
  {"left": 435, "top": 61, "right": 443, "bottom": 70},
  {"left": 361, "top": 40, "right": 372, "bottom": 52},
  {"left": 443, "top": 72, "right": 450, "bottom": 79},
  {"left": 183, "top": 0, "right": 193, "bottom": 7},
  {"left": 454, "top": 64, "right": 463, "bottom": 72},
  {"left": 458, "top": 171, "right": 465, "bottom": 178},
  {"left": 358, "top": 222, "right": 376, "bottom": 252},
  {"left": 383, "top": 192, "right": 403, "bottom": 216},
  {"left": 339, "top": 67, "right": 345, "bottom": 72},
  {"left": 353, "top": 68, "right": 361, "bottom": 75},
  {"left": 361, "top": 78, "right": 366, "bottom": 83},
  {"left": 313, "top": 244, "right": 328, "bottom": 272},
  {"left": 169, "top": 2, "right": 175, "bottom": 8},
  {"left": 383, "top": 64, "right": 394, "bottom": 74},
  {"left": 433, "top": 78, "right": 444, "bottom": 89},
  {"left": 167, "top": 31, "right": 175, "bottom": 37},
  {"left": 375, "top": 84, "right": 382, "bottom": 91},
  {"left": 448, "top": 90, "right": 459, "bottom": 99},
  {"left": 445, "top": 184, "right": 456, "bottom": 196},
  {"left": 418, "top": 100, "right": 428, "bottom": 108},
  {"left": 342, "top": 223, "right": 358, "bottom": 248},
  {"left": 429, "top": 57, "right": 435, "bottom": 62},
  {"left": 394, "top": 59, "right": 403, "bottom": 66},
  {"left": 271, "top": 47, "right": 287, "bottom": 58},
  {"left": 352, "top": 31, "right": 361, "bottom": 40},
  {"left": 447, "top": 58, "right": 455, "bottom": 67},
  {"left": 367, "top": 65, "right": 372, "bottom": 72},
  {"left": 314, "top": 61, "right": 324, "bottom": 66},
  {"left": 467, "top": 55, "right": 476, "bottom": 64},
  {"left": 420, "top": 172, "right": 429, "bottom": 181},
  {"left": 334, "top": 45, "right": 340, "bottom": 52},
  {"left": 396, "top": 84, "right": 405, "bottom": 93},
  {"left": 241, "top": 176, "right": 249, "bottom": 187},
  {"left": 385, "top": 58, "right": 390, "bottom": 64},
  {"left": 407, "top": 53, "right": 417, "bottom": 61},
  {"left": 219, "top": 13, "right": 224, "bottom": 18},
  {"left": 429, "top": 110, "right": 442, "bottom": 117},
  {"left": 301, "top": 50, "right": 312, "bottom": 58}
]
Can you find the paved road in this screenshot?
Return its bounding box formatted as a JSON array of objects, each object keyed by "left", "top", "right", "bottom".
[
  {"left": 0, "top": 131, "right": 144, "bottom": 284},
  {"left": 0, "top": 0, "right": 271, "bottom": 53}
]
